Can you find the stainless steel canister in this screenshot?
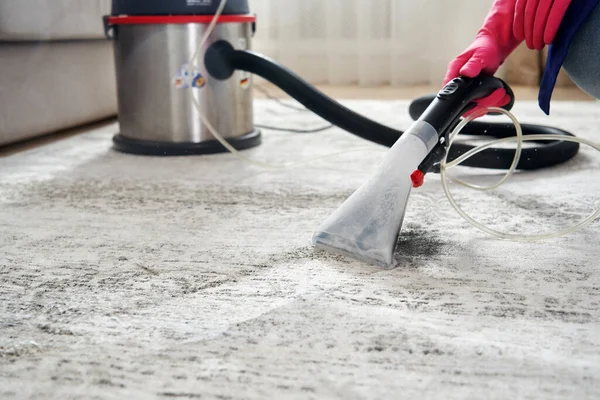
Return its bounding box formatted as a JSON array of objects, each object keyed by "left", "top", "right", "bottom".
[{"left": 106, "top": 15, "right": 259, "bottom": 154}]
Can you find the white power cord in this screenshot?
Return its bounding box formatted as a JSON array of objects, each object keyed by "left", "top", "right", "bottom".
[
  {"left": 190, "top": 0, "right": 600, "bottom": 240},
  {"left": 444, "top": 108, "right": 523, "bottom": 192}
]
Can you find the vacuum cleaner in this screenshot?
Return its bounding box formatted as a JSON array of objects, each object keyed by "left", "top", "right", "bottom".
[{"left": 104, "top": 0, "right": 581, "bottom": 268}]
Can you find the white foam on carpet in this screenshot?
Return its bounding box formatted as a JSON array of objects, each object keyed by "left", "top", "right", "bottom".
[{"left": 1, "top": 99, "right": 599, "bottom": 399}]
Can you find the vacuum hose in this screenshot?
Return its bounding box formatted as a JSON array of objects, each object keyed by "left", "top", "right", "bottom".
[
  {"left": 205, "top": 40, "right": 579, "bottom": 171},
  {"left": 206, "top": 41, "right": 400, "bottom": 147}
]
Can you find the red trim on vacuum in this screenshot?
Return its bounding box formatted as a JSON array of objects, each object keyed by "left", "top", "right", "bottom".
[{"left": 107, "top": 14, "right": 256, "bottom": 25}]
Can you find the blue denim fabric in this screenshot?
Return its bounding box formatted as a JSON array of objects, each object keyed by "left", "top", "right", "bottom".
[{"left": 562, "top": 3, "right": 600, "bottom": 99}]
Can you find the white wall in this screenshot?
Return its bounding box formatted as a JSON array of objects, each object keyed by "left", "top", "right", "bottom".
[{"left": 249, "top": 0, "right": 497, "bottom": 86}]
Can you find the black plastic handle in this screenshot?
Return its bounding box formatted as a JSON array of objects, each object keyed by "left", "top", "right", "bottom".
[
  {"left": 416, "top": 74, "right": 515, "bottom": 139},
  {"left": 409, "top": 78, "right": 515, "bottom": 122}
]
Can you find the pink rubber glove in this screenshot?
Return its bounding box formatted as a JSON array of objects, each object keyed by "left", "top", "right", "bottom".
[
  {"left": 444, "top": 0, "right": 522, "bottom": 117},
  {"left": 513, "top": 0, "right": 571, "bottom": 50}
]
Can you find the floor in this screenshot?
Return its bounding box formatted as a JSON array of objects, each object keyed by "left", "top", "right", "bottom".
[{"left": 1, "top": 95, "right": 599, "bottom": 399}]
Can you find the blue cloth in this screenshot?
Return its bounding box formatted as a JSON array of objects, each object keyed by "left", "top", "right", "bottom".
[
  {"left": 562, "top": 3, "right": 600, "bottom": 101},
  {"left": 538, "top": 0, "right": 600, "bottom": 114}
]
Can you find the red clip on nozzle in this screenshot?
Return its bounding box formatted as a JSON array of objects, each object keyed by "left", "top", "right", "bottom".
[{"left": 410, "top": 170, "right": 424, "bottom": 188}]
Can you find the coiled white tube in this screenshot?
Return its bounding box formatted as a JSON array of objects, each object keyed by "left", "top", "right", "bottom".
[
  {"left": 191, "top": 0, "right": 600, "bottom": 241},
  {"left": 441, "top": 107, "right": 600, "bottom": 241},
  {"left": 444, "top": 108, "right": 523, "bottom": 192}
]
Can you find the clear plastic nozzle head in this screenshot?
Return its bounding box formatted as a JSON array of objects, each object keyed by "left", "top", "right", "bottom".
[{"left": 312, "top": 121, "right": 438, "bottom": 268}]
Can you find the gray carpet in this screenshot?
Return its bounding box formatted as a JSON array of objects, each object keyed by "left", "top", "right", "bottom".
[{"left": 1, "top": 99, "right": 600, "bottom": 399}]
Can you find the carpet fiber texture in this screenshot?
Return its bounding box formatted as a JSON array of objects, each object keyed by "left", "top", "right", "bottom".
[{"left": 1, "top": 99, "right": 599, "bottom": 399}]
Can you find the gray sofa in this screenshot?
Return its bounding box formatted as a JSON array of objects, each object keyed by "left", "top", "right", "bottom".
[{"left": 0, "top": 0, "right": 117, "bottom": 147}]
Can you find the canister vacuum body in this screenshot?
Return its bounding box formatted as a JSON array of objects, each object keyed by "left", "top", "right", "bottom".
[{"left": 105, "top": 0, "right": 261, "bottom": 155}]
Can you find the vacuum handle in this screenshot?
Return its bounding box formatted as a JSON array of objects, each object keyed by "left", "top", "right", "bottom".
[
  {"left": 416, "top": 74, "right": 515, "bottom": 137},
  {"left": 410, "top": 77, "right": 514, "bottom": 121}
]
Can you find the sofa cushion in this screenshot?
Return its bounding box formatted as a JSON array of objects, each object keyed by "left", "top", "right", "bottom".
[
  {"left": 0, "top": 0, "right": 111, "bottom": 41},
  {"left": 0, "top": 41, "right": 117, "bottom": 146}
]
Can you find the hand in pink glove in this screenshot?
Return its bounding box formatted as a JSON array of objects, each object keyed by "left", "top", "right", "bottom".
[
  {"left": 513, "top": 0, "right": 571, "bottom": 50},
  {"left": 443, "top": 35, "right": 513, "bottom": 118},
  {"left": 444, "top": 0, "right": 522, "bottom": 117}
]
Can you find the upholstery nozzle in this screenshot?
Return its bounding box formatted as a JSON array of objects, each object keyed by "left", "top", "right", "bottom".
[{"left": 312, "top": 121, "right": 438, "bottom": 268}]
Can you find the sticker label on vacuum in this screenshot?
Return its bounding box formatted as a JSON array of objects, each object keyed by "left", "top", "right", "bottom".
[
  {"left": 240, "top": 71, "right": 251, "bottom": 89},
  {"left": 173, "top": 63, "right": 206, "bottom": 89},
  {"left": 192, "top": 74, "right": 206, "bottom": 88}
]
